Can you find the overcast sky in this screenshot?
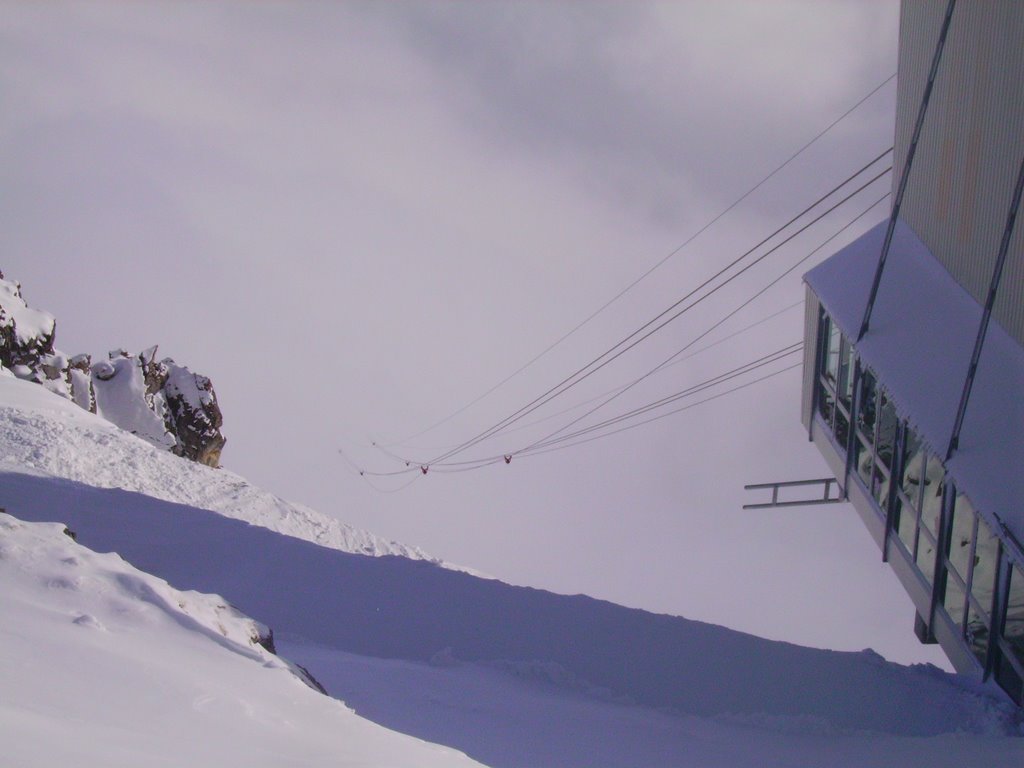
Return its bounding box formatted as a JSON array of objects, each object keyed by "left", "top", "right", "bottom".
[{"left": 1, "top": 1, "right": 949, "bottom": 667}]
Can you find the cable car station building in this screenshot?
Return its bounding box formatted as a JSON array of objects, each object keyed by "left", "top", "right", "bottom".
[{"left": 799, "top": 1, "right": 1024, "bottom": 705}]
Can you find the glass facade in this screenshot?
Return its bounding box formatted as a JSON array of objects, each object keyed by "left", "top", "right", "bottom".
[
  {"left": 997, "top": 565, "right": 1024, "bottom": 702},
  {"left": 813, "top": 309, "right": 1024, "bottom": 706}
]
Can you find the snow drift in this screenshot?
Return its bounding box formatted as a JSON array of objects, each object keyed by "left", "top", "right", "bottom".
[{"left": 0, "top": 512, "right": 483, "bottom": 768}]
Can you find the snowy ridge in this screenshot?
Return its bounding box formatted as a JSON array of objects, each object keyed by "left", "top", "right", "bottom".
[
  {"left": 0, "top": 513, "right": 482, "bottom": 768},
  {"left": 0, "top": 374, "right": 445, "bottom": 564}
]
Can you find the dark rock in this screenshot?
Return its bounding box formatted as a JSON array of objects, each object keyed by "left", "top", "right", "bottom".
[
  {"left": 160, "top": 359, "right": 226, "bottom": 467},
  {"left": 294, "top": 663, "right": 329, "bottom": 695},
  {"left": 253, "top": 625, "right": 277, "bottom": 654},
  {"left": 139, "top": 346, "right": 169, "bottom": 397}
]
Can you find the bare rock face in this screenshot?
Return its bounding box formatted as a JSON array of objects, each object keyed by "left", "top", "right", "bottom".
[
  {"left": 0, "top": 270, "right": 226, "bottom": 467},
  {"left": 160, "top": 357, "right": 226, "bottom": 467}
]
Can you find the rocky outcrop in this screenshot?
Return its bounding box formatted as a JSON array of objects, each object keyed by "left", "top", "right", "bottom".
[
  {"left": 0, "top": 270, "right": 226, "bottom": 467},
  {"left": 0, "top": 271, "right": 57, "bottom": 380},
  {"left": 161, "top": 360, "right": 226, "bottom": 467},
  {"left": 102, "top": 345, "right": 226, "bottom": 467}
]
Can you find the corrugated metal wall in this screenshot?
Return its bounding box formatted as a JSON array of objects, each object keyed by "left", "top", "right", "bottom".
[{"left": 893, "top": 0, "right": 1024, "bottom": 345}]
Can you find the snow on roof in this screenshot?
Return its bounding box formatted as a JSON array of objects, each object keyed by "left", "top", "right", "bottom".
[{"left": 805, "top": 220, "right": 1023, "bottom": 550}]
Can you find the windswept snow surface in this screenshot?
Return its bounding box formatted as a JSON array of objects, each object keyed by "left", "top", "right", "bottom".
[
  {"left": 3, "top": 371, "right": 1024, "bottom": 766},
  {"left": 4, "top": 470, "right": 1023, "bottom": 766},
  {"left": 0, "top": 513, "right": 483, "bottom": 768},
  {"left": 283, "top": 643, "right": 1022, "bottom": 768},
  {"left": 0, "top": 374, "right": 445, "bottom": 563}
]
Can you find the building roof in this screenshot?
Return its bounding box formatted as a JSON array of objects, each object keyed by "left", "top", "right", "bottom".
[{"left": 805, "top": 219, "right": 1023, "bottom": 553}]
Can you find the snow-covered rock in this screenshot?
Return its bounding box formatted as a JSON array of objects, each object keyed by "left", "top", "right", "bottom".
[
  {"left": 0, "top": 270, "right": 226, "bottom": 466},
  {"left": 0, "top": 270, "right": 57, "bottom": 379},
  {"left": 0, "top": 373, "right": 447, "bottom": 565},
  {"left": 93, "top": 350, "right": 177, "bottom": 451},
  {"left": 156, "top": 353, "right": 226, "bottom": 466}
]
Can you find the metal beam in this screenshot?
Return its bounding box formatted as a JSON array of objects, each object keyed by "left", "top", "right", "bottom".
[
  {"left": 945, "top": 156, "right": 1024, "bottom": 461},
  {"left": 743, "top": 477, "right": 844, "bottom": 509},
  {"left": 857, "top": 0, "right": 957, "bottom": 342}
]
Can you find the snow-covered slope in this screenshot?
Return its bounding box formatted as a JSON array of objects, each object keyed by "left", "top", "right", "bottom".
[
  {"left": 0, "top": 372, "right": 443, "bottom": 562},
  {"left": 3, "top": 364, "right": 1024, "bottom": 767},
  {"left": 285, "top": 643, "right": 1023, "bottom": 768},
  {"left": 0, "top": 513, "right": 483, "bottom": 768},
  {"left": 4, "top": 467, "right": 1016, "bottom": 735}
]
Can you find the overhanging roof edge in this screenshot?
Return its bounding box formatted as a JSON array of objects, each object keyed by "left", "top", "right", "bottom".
[{"left": 804, "top": 220, "right": 1024, "bottom": 552}]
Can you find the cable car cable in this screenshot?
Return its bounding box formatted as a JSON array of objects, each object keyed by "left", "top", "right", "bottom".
[{"left": 381, "top": 73, "right": 897, "bottom": 448}]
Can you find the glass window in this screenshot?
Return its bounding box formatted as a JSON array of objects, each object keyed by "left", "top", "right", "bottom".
[
  {"left": 895, "top": 425, "right": 923, "bottom": 555},
  {"left": 971, "top": 516, "right": 999, "bottom": 614},
  {"left": 964, "top": 513, "right": 999, "bottom": 668},
  {"left": 857, "top": 368, "right": 877, "bottom": 445},
  {"left": 871, "top": 462, "right": 889, "bottom": 512},
  {"left": 817, "top": 377, "right": 835, "bottom": 426},
  {"left": 944, "top": 574, "right": 967, "bottom": 627},
  {"left": 856, "top": 435, "right": 872, "bottom": 488},
  {"left": 834, "top": 408, "right": 850, "bottom": 452},
  {"left": 913, "top": 456, "right": 944, "bottom": 585},
  {"left": 948, "top": 493, "right": 976, "bottom": 582},
  {"left": 966, "top": 598, "right": 991, "bottom": 665},
  {"left": 919, "top": 456, "right": 944, "bottom": 539},
  {"left": 997, "top": 565, "right": 1024, "bottom": 704},
  {"left": 916, "top": 532, "right": 937, "bottom": 585},
  {"left": 875, "top": 389, "right": 898, "bottom": 471},
  {"left": 900, "top": 426, "right": 925, "bottom": 513},
  {"left": 1003, "top": 564, "right": 1024, "bottom": 666},
  {"left": 897, "top": 495, "right": 917, "bottom": 553},
  {"left": 824, "top": 317, "right": 840, "bottom": 384},
  {"left": 837, "top": 337, "right": 855, "bottom": 410}
]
